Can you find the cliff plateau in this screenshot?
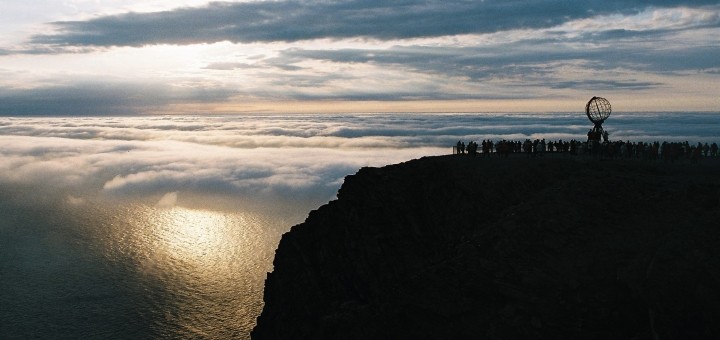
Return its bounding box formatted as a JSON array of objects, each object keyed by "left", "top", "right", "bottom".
[{"left": 253, "top": 156, "right": 720, "bottom": 339}]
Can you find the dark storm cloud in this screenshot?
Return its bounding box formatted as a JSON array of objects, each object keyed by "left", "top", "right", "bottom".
[
  {"left": 29, "top": 0, "right": 719, "bottom": 47},
  {"left": 0, "top": 82, "right": 237, "bottom": 116}
]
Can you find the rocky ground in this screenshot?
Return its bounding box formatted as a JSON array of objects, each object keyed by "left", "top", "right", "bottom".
[{"left": 252, "top": 155, "right": 720, "bottom": 339}]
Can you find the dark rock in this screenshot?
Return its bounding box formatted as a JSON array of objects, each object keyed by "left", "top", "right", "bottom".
[{"left": 252, "top": 156, "right": 720, "bottom": 340}]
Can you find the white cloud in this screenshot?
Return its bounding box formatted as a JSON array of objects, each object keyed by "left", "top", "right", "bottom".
[
  {"left": 1, "top": 113, "right": 717, "bottom": 212},
  {"left": 66, "top": 194, "right": 85, "bottom": 205},
  {"left": 156, "top": 191, "right": 179, "bottom": 208},
  {"left": 560, "top": 6, "right": 720, "bottom": 33},
  {"left": 1, "top": 2, "right": 717, "bottom": 113},
  {"left": 0, "top": 115, "right": 453, "bottom": 209}
]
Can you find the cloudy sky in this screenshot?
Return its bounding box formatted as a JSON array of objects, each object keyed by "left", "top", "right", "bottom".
[{"left": 1, "top": 0, "right": 718, "bottom": 115}]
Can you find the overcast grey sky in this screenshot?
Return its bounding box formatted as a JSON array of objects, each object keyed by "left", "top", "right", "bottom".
[{"left": 1, "top": 0, "right": 718, "bottom": 114}]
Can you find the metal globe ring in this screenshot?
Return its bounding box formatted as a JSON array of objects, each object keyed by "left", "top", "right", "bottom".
[{"left": 585, "top": 96, "right": 612, "bottom": 124}]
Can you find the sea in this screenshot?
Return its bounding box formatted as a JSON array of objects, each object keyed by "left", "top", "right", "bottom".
[{"left": 1, "top": 112, "right": 718, "bottom": 339}]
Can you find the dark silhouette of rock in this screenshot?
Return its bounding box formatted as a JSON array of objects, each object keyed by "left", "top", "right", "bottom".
[{"left": 252, "top": 156, "right": 720, "bottom": 340}]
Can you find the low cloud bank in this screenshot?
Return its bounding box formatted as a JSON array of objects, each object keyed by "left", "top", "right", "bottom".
[{"left": 0, "top": 113, "right": 717, "bottom": 210}]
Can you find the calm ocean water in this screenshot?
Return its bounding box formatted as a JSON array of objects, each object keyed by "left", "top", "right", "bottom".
[{"left": 1, "top": 112, "right": 718, "bottom": 339}]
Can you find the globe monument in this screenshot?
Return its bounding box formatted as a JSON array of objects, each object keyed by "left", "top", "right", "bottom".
[{"left": 585, "top": 96, "right": 611, "bottom": 142}]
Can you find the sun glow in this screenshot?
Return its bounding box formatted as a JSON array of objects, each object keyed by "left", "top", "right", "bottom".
[
  {"left": 152, "top": 207, "right": 228, "bottom": 265},
  {"left": 129, "top": 203, "right": 280, "bottom": 285}
]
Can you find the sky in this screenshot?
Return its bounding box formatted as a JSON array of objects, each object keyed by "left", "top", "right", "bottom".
[{"left": 0, "top": 0, "right": 718, "bottom": 115}]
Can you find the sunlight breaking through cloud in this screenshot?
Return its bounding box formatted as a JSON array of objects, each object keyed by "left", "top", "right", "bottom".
[{"left": 1, "top": 2, "right": 718, "bottom": 113}]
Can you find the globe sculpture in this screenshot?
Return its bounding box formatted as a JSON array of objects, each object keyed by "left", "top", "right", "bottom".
[{"left": 585, "top": 96, "right": 611, "bottom": 142}]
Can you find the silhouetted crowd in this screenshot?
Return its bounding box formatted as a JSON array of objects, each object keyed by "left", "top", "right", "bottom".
[{"left": 455, "top": 139, "right": 719, "bottom": 162}]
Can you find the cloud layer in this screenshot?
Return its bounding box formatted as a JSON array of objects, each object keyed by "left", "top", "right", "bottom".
[
  {"left": 1, "top": 113, "right": 718, "bottom": 210},
  {"left": 30, "top": 1, "right": 720, "bottom": 46},
  {"left": 0, "top": 81, "right": 238, "bottom": 115},
  {"left": 1, "top": 1, "right": 718, "bottom": 114}
]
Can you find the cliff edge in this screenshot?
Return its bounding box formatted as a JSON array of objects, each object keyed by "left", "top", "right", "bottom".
[{"left": 252, "top": 156, "right": 720, "bottom": 339}]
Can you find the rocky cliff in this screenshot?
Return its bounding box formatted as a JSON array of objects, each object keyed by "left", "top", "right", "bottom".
[{"left": 252, "top": 155, "right": 720, "bottom": 339}]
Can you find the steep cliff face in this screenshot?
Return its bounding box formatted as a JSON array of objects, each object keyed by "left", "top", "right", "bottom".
[{"left": 252, "top": 156, "right": 720, "bottom": 339}]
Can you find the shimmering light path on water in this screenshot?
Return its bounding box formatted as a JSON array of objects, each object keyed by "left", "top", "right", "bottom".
[
  {"left": 104, "top": 205, "right": 277, "bottom": 338},
  {"left": 1, "top": 196, "right": 291, "bottom": 338},
  {"left": 0, "top": 113, "right": 718, "bottom": 339}
]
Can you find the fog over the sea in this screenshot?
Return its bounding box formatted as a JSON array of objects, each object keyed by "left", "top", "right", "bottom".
[
  {"left": 1, "top": 113, "right": 718, "bottom": 207},
  {"left": 0, "top": 115, "right": 450, "bottom": 210}
]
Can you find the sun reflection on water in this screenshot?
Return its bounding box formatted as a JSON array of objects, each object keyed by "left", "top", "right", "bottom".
[
  {"left": 102, "top": 203, "right": 285, "bottom": 339},
  {"left": 152, "top": 207, "right": 230, "bottom": 267}
]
